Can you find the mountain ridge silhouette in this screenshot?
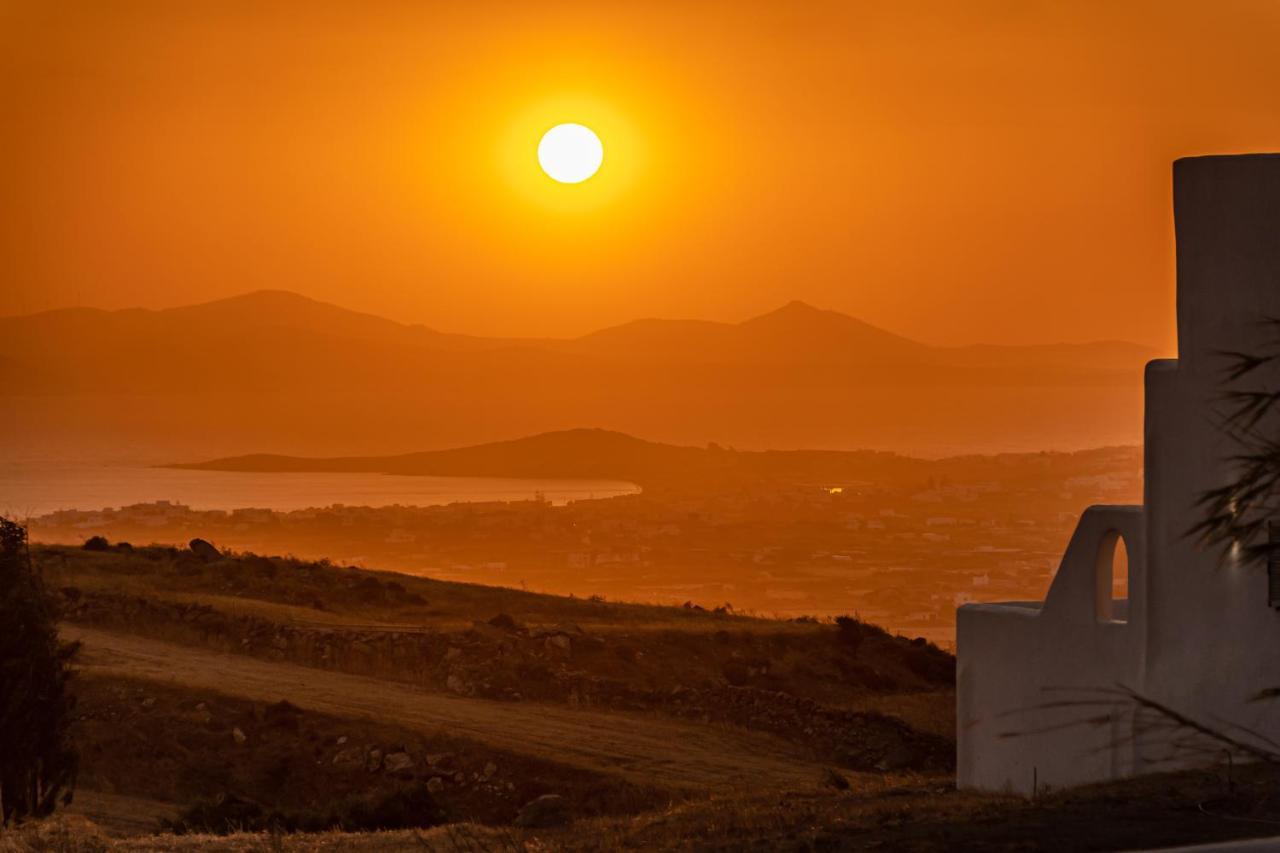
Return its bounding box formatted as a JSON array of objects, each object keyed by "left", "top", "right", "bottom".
[
  {"left": 1, "top": 288, "right": 1157, "bottom": 365},
  {"left": 1, "top": 290, "right": 1156, "bottom": 457}
]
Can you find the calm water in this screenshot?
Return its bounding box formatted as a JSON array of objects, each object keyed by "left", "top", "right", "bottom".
[{"left": 0, "top": 462, "right": 640, "bottom": 517}]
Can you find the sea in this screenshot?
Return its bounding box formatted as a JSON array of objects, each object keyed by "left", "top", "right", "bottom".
[{"left": 0, "top": 461, "right": 640, "bottom": 517}]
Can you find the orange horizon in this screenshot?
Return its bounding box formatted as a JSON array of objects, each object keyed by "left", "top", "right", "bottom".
[{"left": 5, "top": 2, "right": 1280, "bottom": 351}]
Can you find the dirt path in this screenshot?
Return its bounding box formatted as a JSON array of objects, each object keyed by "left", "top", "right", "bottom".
[{"left": 67, "top": 625, "right": 829, "bottom": 792}]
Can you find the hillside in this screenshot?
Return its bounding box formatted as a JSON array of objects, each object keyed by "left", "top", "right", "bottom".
[
  {"left": 1, "top": 290, "right": 1156, "bottom": 459},
  {"left": 170, "top": 427, "right": 915, "bottom": 487},
  {"left": 15, "top": 540, "right": 1280, "bottom": 851},
  {"left": 34, "top": 541, "right": 954, "bottom": 837}
]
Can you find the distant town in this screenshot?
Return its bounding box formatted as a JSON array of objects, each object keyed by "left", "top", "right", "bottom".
[{"left": 28, "top": 446, "right": 1141, "bottom": 645}]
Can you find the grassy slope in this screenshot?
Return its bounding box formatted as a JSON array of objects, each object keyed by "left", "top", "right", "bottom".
[
  {"left": 30, "top": 542, "right": 953, "bottom": 840},
  {"left": 41, "top": 544, "right": 956, "bottom": 728}
]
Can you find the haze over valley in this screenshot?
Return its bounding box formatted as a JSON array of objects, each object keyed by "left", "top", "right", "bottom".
[{"left": 1, "top": 290, "right": 1154, "bottom": 461}]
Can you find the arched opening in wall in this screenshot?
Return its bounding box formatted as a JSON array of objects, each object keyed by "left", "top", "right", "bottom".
[{"left": 1095, "top": 531, "right": 1130, "bottom": 623}]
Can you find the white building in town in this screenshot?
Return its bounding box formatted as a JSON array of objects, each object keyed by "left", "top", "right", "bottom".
[{"left": 958, "top": 154, "right": 1280, "bottom": 794}]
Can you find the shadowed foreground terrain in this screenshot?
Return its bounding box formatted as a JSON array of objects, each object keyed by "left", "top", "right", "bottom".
[{"left": 8, "top": 543, "right": 1280, "bottom": 850}]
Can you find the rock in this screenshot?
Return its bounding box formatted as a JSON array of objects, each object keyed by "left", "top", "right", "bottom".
[
  {"left": 184, "top": 707, "right": 213, "bottom": 726},
  {"left": 488, "top": 613, "right": 520, "bottom": 632},
  {"left": 427, "top": 776, "right": 445, "bottom": 793},
  {"left": 446, "top": 674, "right": 467, "bottom": 694},
  {"left": 823, "top": 767, "right": 851, "bottom": 790},
  {"left": 264, "top": 700, "right": 302, "bottom": 730},
  {"left": 515, "top": 794, "right": 570, "bottom": 828},
  {"left": 383, "top": 751, "right": 414, "bottom": 775},
  {"left": 875, "top": 742, "right": 920, "bottom": 772},
  {"left": 332, "top": 747, "right": 364, "bottom": 768},
  {"left": 425, "top": 753, "right": 452, "bottom": 767},
  {"left": 545, "top": 634, "right": 572, "bottom": 653},
  {"left": 141, "top": 697, "right": 156, "bottom": 709},
  {"left": 232, "top": 727, "right": 247, "bottom": 745},
  {"left": 365, "top": 748, "right": 383, "bottom": 772},
  {"left": 454, "top": 772, "right": 466, "bottom": 784},
  {"left": 189, "top": 538, "right": 220, "bottom": 561},
  {"left": 481, "top": 761, "right": 498, "bottom": 781},
  {"left": 336, "top": 735, "right": 348, "bottom": 745}
]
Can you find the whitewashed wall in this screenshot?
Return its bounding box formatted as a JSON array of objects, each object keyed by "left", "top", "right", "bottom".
[{"left": 958, "top": 154, "right": 1280, "bottom": 794}]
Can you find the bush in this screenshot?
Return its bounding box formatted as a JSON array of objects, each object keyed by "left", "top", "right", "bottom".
[
  {"left": 488, "top": 612, "right": 521, "bottom": 632},
  {"left": 722, "top": 660, "right": 750, "bottom": 686},
  {"left": 168, "top": 782, "right": 445, "bottom": 834},
  {"left": 0, "top": 518, "right": 79, "bottom": 825},
  {"left": 839, "top": 660, "right": 898, "bottom": 691},
  {"left": 835, "top": 615, "right": 885, "bottom": 652},
  {"left": 81, "top": 536, "right": 110, "bottom": 552},
  {"left": 901, "top": 643, "right": 956, "bottom": 685},
  {"left": 329, "top": 781, "right": 445, "bottom": 832}
]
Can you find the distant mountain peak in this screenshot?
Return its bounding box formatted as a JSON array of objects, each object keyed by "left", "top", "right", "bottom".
[
  {"left": 736, "top": 300, "right": 928, "bottom": 351},
  {"left": 175, "top": 289, "right": 345, "bottom": 314},
  {"left": 780, "top": 299, "right": 821, "bottom": 312},
  {"left": 748, "top": 300, "right": 826, "bottom": 321}
]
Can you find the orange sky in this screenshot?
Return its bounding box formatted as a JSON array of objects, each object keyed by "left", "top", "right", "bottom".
[{"left": 3, "top": 1, "right": 1280, "bottom": 348}]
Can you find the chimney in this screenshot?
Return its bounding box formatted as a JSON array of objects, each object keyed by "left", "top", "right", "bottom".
[{"left": 1174, "top": 154, "right": 1280, "bottom": 371}]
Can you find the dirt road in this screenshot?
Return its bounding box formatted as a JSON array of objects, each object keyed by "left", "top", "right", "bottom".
[{"left": 68, "top": 625, "right": 829, "bottom": 792}]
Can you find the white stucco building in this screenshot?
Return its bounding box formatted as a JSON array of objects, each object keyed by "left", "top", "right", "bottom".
[{"left": 958, "top": 154, "right": 1280, "bottom": 795}]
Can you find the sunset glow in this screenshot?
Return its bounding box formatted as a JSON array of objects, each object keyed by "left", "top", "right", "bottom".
[
  {"left": 8, "top": 4, "right": 1280, "bottom": 845},
  {"left": 11, "top": 2, "right": 1280, "bottom": 347}
]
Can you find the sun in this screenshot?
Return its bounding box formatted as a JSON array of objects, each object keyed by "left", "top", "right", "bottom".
[{"left": 538, "top": 123, "right": 603, "bottom": 184}]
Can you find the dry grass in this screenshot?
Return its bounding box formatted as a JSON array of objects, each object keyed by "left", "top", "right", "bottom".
[
  {"left": 42, "top": 545, "right": 954, "bottom": 713},
  {"left": 36, "top": 546, "right": 773, "bottom": 634},
  {"left": 14, "top": 762, "right": 1280, "bottom": 851},
  {"left": 0, "top": 819, "right": 515, "bottom": 853}
]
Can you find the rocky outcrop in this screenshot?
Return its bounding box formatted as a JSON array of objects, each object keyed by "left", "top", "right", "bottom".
[{"left": 515, "top": 793, "right": 569, "bottom": 828}]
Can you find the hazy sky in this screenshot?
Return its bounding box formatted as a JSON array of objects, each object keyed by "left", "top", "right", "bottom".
[{"left": 4, "top": 1, "right": 1280, "bottom": 348}]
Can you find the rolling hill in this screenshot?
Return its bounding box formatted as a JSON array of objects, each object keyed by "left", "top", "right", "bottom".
[{"left": 172, "top": 426, "right": 1137, "bottom": 495}]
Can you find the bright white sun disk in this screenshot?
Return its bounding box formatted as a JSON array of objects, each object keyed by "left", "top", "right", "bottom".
[{"left": 538, "top": 123, "right": 603, "bottom": 184}]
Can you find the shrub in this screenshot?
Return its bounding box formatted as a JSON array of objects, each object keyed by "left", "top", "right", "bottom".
[
  {"left": 902, "top": 643, "right": 956, "bottom": 685},
  {"left": 839, "top": 660, "right": 898, "bottom": 691},
  {"left": 81, "top": 536, "right": 110, "bottom": 552},
  {"left": 722, "top": 660, "right": 750, "bottom": 686},
  {"left": 329, "top": 781, "right": 445, "bottom": 832},
  {"left": 168, "top": 791, "right": 264, "bottom": 834},
  {"left": 168, "top": 782, "right": 445, "bottom": 834},
  {"left": 488, "top": 612, "right": 521, "bottom": 632},
  {"left": 0, "top": 518, "right": 79, "bottom": 825},
  {"left": 834, "top": 615, "right": 868, "bottom": 651}
]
